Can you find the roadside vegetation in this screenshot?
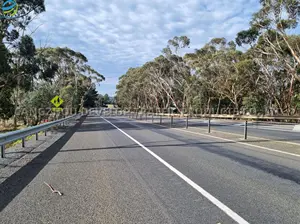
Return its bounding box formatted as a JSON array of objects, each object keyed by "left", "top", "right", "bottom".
[
  {"left": 116, "top": 1, "right": 300, "bottom": 116},
  {"left": 0, "top": 0, "right": 106, "bottom": 131}
]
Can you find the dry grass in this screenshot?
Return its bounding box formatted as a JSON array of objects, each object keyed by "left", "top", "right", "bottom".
[
  {"left": 0, "top": 124, "right": 27, "bottom": 134},
  {"left": 0, "top": 119, "right": 53, "bottom": 149}
]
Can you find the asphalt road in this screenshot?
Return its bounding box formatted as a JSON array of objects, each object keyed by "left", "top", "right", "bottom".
[
  {"left": 156, "top": 116, "right": 300, "bottom": 143},
  {"left": 1, "top": 115, "right": 300, "bottom": 223}
]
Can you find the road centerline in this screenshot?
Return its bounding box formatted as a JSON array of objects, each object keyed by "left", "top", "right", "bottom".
[{"left": 101, "top": 116, "right": 249, "bottom": 224}]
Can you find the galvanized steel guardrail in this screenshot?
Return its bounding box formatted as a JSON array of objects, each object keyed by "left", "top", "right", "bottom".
[
  {"left": 0, "top": 114, "right": 80, "bottom": 158},
  {"left": 123, "top": 111, "right": 300, "bottom": 121},
  {"left": 124, "top": 111, "right": 300, "bottom": 140}
]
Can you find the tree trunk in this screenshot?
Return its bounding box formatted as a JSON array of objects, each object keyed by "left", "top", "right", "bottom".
[
  {"left": 13, "top": 90, "right": 18, "bottom": 130},
  {"left": 287, "top": 76, "right": 294, "bottom": 115},
  {"left": 206, "top": 97, "right": 211, "bottom": 114},
  {"left": 217, "top": 98, "right": 221, "bottom": 114}
]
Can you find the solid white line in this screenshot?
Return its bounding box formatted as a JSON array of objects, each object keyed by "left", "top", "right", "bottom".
[
  {"left": 136, "top": 120, "right": 300, "bottom": 158},
  {"left": 175, "top": 129, "right": 300, "bottom": 158},
  {"left": 101, "top": 117, "right": 249, "bottom": 224}
]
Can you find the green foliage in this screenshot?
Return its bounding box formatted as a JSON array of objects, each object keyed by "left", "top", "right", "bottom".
[
  {"left": 0, "top": 88, "right": 14, "bottom": 120},
  {"left": 103, "top": 94, "right": 111, "bottom": 105},
  {"left": 0, "top": 0, "right": 46, "bottom": 43},
  {"left": 19, "top": 35, "right": 36, "bottom": 58},
  {"left": 61, "top": 85, "right": 75, "bottom": 108},
  {"left": 2, "top": 0, "right": 300, "bottom": 127},
  {"left": 117, "top": 30, "right": 300, "bottom": 116},
  {"left": 19, "top": 83, "right": 57, "bottom": 125},
  {"left": 292, "top": 93, "right": 300, "bottom": 109},
  {"left": 83, "top": 85, "right": 98, "bottom": 108},
  {"left": 243, "top": 94, "right": 266, "bottom": 114},
  {"left": 0, "top": 1, "right": 105, "bottom": 127},
  {"left": 0, "top": 42, "right": 12, "bottom": 89},
  {"left": 236, "top": 28, "right": 259, "bottom": 46},
  {"left": 24, "top": 83, "right": 57, "bottom": 109}
]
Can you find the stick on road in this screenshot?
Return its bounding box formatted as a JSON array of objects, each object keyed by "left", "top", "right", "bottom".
[{"left": 1, "top": 115, "right": 300, "bottom": 224}]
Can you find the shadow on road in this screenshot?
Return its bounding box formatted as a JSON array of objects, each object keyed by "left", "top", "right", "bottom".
[{"left": 0, "top": 116, "right": 86, "bottom": 212}]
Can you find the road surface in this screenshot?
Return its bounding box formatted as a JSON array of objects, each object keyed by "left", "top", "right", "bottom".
[
  {"left": 157, "top": 116, "right": 300, "bottom": 143},
  {"left": 1, "top": 115, "right": 300, "bottom": 223}
]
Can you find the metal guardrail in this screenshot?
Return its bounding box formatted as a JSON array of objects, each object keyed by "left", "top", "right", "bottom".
[
  {"left": 190, "top": 114, "right": 300, "bottom": 121},
  {"left": 0, "top": 114, "right": 80, "bottom": 158},
  {"left": 125, "top": 111, "right": 300, "bottom": 140},
  {"left": 91, "top": 108, "right": 300, "bottom": 121},
  {"left": 126, "top": 112, "right": 300, "bottom": 121}
]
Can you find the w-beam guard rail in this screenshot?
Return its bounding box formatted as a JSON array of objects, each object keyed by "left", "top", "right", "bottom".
[{"left": 0, "top": 114, "right": 79, "bottom": 158}]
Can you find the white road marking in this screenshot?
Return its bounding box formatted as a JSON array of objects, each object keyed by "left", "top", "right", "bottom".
[
  {"left": 175, "top": 129, "right": 300, "bottom": 158},
  {"left": 134, "top": 119, "right": 300, "bottom": 158},
  {"left": 101, "top": 117, "right": 249, "bottom": 224},
  {"left": 186, "top": 126, "right": 300, "bottom": 147},
  {"left": 166, "top": 118, "right": 300, "bottom": 146}
]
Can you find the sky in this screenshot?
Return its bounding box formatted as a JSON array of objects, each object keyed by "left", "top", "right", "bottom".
[{"left": 29, "top": 0, "right": 261, "bottom": 96}]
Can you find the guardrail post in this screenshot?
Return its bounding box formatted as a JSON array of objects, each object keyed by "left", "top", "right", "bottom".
[
  {"left": 22, "top": 138, "right": 25, "bottom": 147},
  {"left": 45, "top": 130, "right": 47, "bottom": 136},
  {"left": 186, "top": 116, "right": 189, "bottom": 129},
  {"left": 1, "top": 145, "right": 5, "bottom": 158},
  {"left": 160, "top": 115, "right": 162, "bottom": 124},
  {"left": 36, "top": 133, "right": 39, "bottom": 141},
  {"left": 145, "top": 113, "right": 148, "bottom": 121},
  {"left": 208, "top": 117, "right": 211, "bottom": 133},
  {"left": 244, "top": 120, "right": 248, "bottom": 140},
  {"left": 170, "top": 116, "right": 173, "bottom": 128}
]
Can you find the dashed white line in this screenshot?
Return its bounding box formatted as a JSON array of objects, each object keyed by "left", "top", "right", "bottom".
[{"left": 101, "top": 117, "right": 249, "bottom": 224}]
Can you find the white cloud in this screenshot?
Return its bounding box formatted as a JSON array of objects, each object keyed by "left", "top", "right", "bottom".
[{"left": 28, "top": 0, "right": 261, "bottom": 95}]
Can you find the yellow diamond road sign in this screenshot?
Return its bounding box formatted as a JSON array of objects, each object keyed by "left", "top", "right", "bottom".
[{"left": 51, "top": 96, "right": 64, "bottom": 108}]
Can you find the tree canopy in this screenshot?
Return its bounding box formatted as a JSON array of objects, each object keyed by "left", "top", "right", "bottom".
[
  {"left": 0, "top": 3, "right": 105, "bottom": 128},
  {"left": 116, "top": 1, "right": 300, "bottom": 116}
]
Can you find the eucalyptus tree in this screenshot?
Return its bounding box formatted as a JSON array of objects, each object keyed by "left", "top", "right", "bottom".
[
  {"left": 0, "top": 42, "right": 11, "bottom": 89},
  {"left": 185, "top": 38, "right": 258, "bottom": 113},
  {"left": 0, "top": 0, "right": 45, "bottom": 126},
  {"left": 20, "top": 83, "right": 57, "bottom": 125},
  {"left": 37, "top": 47, "right": 104, "bottom": 86},
  {"left": 155, "top": 36, "right": 192, "bottom": 114},
  {"left": 236, "top": 0, "right": 300, "bottom": 80},
  {"left": 37, "top": 47, "right": 105, "bottom": 110},
  {"left": 0, "top": 0, "right": 45, "bottom": 43},
  {"left": 83, "top": 84, "right": 98, "bottom": 108},
  {"left": 9, "top": 35, "right": 41, "bottom": 127},
  {"left": 236, "top": 0, "right": 300, "bottom": 114},
  {"left": 117, "top": 67, "right": 142, "bottom": 110}
]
